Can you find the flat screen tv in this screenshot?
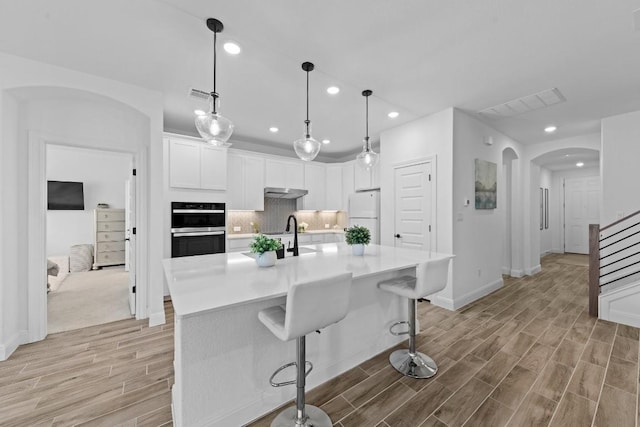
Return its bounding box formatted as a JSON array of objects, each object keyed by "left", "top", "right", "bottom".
[{"left": 47, "top": 181, "right": 85, "bottom": 210}]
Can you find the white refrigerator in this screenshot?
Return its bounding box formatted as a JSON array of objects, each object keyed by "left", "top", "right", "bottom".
[{"left": 348, "top": 190, "right": 380, "bottom": 244}]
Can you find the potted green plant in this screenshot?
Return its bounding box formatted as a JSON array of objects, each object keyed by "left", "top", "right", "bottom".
[
  {"left": 249, "top": 234, "right": 283, "bottom": 267},
  {"left": 345, "top": 225, "right": 371, "bottom": 256}
]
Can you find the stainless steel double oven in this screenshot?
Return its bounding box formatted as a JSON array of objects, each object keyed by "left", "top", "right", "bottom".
[{"left": 171, "top": 202, "right": 226, "bottom": 257}]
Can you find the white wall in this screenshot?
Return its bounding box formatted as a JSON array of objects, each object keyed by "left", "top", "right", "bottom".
[
  {"left": 46, "top": 145, "right": 130, "bottom": 256},
  {"left": 379, "top": 108, "right": 454, "bottom": 301},
  {"left": 0, "top": 52, "right": 164, "bottom": 359},
  {"left": 450, "top": 110, "right": 523, "bottom": 307},
  {"left": 601, "top": 110, "right": 640, "bottom": 225},
  {"left": 539, "top": 167, "right": 552, "bottom": 256}
]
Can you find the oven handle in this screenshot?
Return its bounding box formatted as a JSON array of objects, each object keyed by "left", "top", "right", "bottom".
[
  {"left": 172, "top": 209, "right": 225, "bottom": 214},
  {"left": 172, "top": 231, "right": 225, "bottom": 238}
]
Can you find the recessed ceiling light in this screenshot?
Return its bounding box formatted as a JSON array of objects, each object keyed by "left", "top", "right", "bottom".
[
  {"left": 194, "top": 109, "right": 206, "bottom": 116},
  {"left": 544, "top": 125, "right": 557, "bottom": 133},
  {"left": 223, "top": 41, "right": 241, "bottom": 55},
  {"left": 576, "top": 162, "right": 584, "bottom": 167},
  {"left": 269, "top": 127, "right": 279, "bottom": 133},
  {"left": 388, "top": 111, "right": 399, "bottom": 118},
  {"left": 327, "top": 86, "right": 340, "bottom": 95},
  {"left": 322, "top": 139, "right": 330, "bottom": 144}
]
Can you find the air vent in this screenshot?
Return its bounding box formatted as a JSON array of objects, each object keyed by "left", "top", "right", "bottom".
[
  {"left": 634, "top": 8, "right": 640, "bottom": 31},
  {"left": 189, "top": 88, "right": 211, "bottom": 102},
  {"left": 478, "top": 88, "right": 566, "bottom": 118}
]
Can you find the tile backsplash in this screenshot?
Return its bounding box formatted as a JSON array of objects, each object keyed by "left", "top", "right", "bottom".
[{"left": 228, "top": 198, "right": 346, "bottom": 234}]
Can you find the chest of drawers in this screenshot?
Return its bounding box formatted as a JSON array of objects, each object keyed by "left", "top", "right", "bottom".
[{"left": 93, "top": 208, "right": 126, "bottom": 268}]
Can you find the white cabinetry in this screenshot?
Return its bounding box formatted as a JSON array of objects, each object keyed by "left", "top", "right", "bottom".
[
  {"left": 342, "top": 163, "right": 355, "bottom": 210},
  {"left": 168, "top": 137, "right": 227, "bottom": 190},
  {"left": 354, "top": 161, "right": 379, "bottom": 191},
  {"left": 265, "top": 159, "right": 304, "bottom": 189},
  {"left": 227, "top": 152, "right": 265, "bottom": 211},
  {"left": 325, "top": 165, "right": 343, "bottom": 210},
  {"left": 93, "top": 208, "right": 126, "bottom": 268},
  {"left": 301, "top": 163, "right": 326, "bottom": 211}
]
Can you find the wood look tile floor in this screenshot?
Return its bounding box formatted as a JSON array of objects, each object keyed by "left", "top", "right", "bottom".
[
  {"left": 0, "top": 302, "right": 174, "bottom": 427},
  {"left": 249, "top": 254, "right": 640, "bottom": 427},
  {"left": 1, "top": 254, "right": 638, "bottom": 426}
]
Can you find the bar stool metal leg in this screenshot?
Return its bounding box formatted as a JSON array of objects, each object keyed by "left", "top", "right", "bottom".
[
  {"left": 388, "top": 298, "right": 438, "bottom": 379},
  {"left": 271, "top": 336, "right": 332, "bottom": 427}
]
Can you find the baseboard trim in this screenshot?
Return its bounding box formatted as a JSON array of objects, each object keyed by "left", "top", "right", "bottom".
[
  {"left": 510, "top": 269, "right": 524, "bottom": 278},
  {"left": 432, "top": 278, "right": 503, "bottom": 311},
  {"left": 501, "top": 267, "right": 510, "bottom": 275},
  {"left": 0, "top": 330, "right": 28, "bottom": 361},
  {"left": 606, "top": 310, "right": 640, "bottom": 328},
  {"left": 525, "top": 265, "right": 541, "bottom": 275},
  {"left": 148, "top": 309, "right": 166, "bottom": 327}
]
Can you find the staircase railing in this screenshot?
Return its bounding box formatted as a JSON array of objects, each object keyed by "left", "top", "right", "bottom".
[{"left": 589, "top": 209, "right": 640, "bottom": 316}]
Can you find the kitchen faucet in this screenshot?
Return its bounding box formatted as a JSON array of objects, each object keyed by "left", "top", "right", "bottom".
[{"left": 285, "top": 214, "right": 299, "bottom": 256}]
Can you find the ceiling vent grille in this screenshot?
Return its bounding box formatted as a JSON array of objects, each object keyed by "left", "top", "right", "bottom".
[
  {"left": 478, "top": 88, "right": 566, "bottom": 118},
  {"left": 189, "top": 88, "right": 212, "bottom": 102}
]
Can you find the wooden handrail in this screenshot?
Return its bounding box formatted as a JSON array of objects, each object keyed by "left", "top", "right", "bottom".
[
  {"left": 588, "top": 224, "right": 600, "bottom": 317},
  {"left": 600, "top": 209, "right": 640, "bottom": 232}
]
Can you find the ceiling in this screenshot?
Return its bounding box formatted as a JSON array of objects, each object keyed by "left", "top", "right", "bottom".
[{"left": 1, "top": 0, "right": 639, "bottom": 167}]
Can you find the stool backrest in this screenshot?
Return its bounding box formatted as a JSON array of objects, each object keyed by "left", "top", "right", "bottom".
[
  {"left": 415, "top": 256, "right": 453, "bottom": 298},
  {"left": 284, "top": 272, "right": 353, "bottom": 341}
]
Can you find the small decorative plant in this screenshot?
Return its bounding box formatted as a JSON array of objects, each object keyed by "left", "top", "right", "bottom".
[
  {"left": 298, "top": 222, "right": 309, "bottom": 233},
  {"left": 345, "top": 225, "right": 371, "bottom": 246},
  {"left": 250, "top": 221, "right": 259, "bottom": 234},
  {"left": 249, "top": 234, "right": 282, "bottom": 255}
]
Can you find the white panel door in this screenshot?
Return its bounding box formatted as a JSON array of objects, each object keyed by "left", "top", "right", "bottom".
[
  {"left": 394, "top": 162, "right": 432, "bottom": 251},
  {"left": 564, "top": 176, "right": 600, "bottom": 254}
]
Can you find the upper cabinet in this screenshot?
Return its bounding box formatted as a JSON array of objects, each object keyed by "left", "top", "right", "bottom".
[
  {"left": 353, "top": 160, "right": 380, "bottom": 191},
  {"left": 168, "top": 136, "right": 227, "bottom": 190},
  {"left": 325, "top": 165, "right": 344, "bottom": 211},
  {"left": 265, "top": 159, "right": 304, "bottom": 189},
  {"left": 227, "top": 152, "right": 265, "bottom": 211},
  {"left": 342, "top": 163, "right": 355, "bottom": 210},
  {"left": 301, "top": 163, "right": 326, "bottom": 211}
]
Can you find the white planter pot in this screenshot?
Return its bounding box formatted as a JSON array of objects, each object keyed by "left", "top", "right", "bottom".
[
  {"left": 256, "top": 251, "right": 277, "bottom": 267},
  {"left": 351, "top": 244, "right": 365, "bottom": 256}
]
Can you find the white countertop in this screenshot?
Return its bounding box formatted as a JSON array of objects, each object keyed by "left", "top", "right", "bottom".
[
  {"left": 163, "top": 243, "right": 453, "bottom": 318},
  {"left": 227, "top": 230, "right": 344, "bottom": 239}
]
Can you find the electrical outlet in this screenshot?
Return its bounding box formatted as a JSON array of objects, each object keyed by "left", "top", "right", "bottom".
[
  {"left": 233, "top": 226, "right": 241, "bottom": 232},
  {"left": 325, "top": 224, "right": 330, "bottom": 229}
]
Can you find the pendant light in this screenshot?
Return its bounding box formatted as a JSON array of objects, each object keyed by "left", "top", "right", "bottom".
[
  {"left": 195, "top": 18, "right": 234, "bottom": 146},
  {"left": 356, "top": 90, "right": 379, "bottom": 170},
  {"left": 293, "top": 62, "right": 321, "bottom": 161}
]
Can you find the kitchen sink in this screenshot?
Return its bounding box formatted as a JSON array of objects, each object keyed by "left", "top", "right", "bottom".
[{"left": 241, "top": 246, "right": 318, "bottom": 259}]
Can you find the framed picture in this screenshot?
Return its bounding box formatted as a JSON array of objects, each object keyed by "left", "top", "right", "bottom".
[
  {"left": 475, "top": 159, "right": 497, "bottom": 209},
  {"left": 540, "top": 188, "right": 543, "bottom": 230},
  {"left": 544, "top": 188, "right": 549, "bottom": 229}
]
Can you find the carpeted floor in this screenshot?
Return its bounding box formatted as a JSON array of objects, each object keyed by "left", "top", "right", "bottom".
[{"left": 47, "top": 267, "right": 132, "bottom": 334}]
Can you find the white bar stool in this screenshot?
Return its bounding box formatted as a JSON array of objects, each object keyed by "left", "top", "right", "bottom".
[
  {"left": 377, "top": 256, "right": 453, "bottom": 379},
  {"left": 258, "top": 272, "right": 353, "bottom": 427}
]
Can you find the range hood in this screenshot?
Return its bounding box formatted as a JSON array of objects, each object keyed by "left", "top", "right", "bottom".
[{"left": 264, "top": 187, "right": 308, "bottom": 199}]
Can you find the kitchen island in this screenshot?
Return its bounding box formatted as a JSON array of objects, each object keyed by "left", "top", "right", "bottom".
[{"left": 163, "top": 243, "right": 453, "bottom": 427}]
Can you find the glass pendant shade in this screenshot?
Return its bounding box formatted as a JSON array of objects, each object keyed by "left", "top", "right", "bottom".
[
  {"left": 194, "top": 18, "right": 234, "bottom": 146},
  {"left": 293, "top": 123, "right": 321, "bottom": 161},
  {"left": 356, "top": 139, "right": 379, "bottom": 170},
  {"left": 356, "top": 89, "right": 378, "bottom": 170},
  {"left": 293, "top": 62, "right": 320, "bottom": 161},
  {"left": 195, "top": 98, "right": 234, "bottom": 145}
]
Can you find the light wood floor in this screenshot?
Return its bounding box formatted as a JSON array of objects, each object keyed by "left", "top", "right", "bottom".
[
  {"left": 1, "top": 254, "right": 638, "bottom": 426},
  {"left": 0, "top": 303, "right": 174, "bottom": 426}
]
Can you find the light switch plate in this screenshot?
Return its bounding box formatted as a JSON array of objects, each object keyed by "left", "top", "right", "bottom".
[
  {"left": 325, "top": 224, "right": 330, "bottom": 229},
  {"left": 233, "top": 226, "right": 241, "bottom": 232}
]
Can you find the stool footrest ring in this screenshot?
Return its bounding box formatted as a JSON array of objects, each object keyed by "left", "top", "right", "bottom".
[
  {"left": 269, "top": 360, "right": 313, "bottom": 387},
  {"left": 389, "top": 320, "right": 410, "bottom": 336}
]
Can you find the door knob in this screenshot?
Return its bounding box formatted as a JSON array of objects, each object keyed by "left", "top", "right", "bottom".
[{"left": 394, "top": 234, "right": 401, "bottom": 238}]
